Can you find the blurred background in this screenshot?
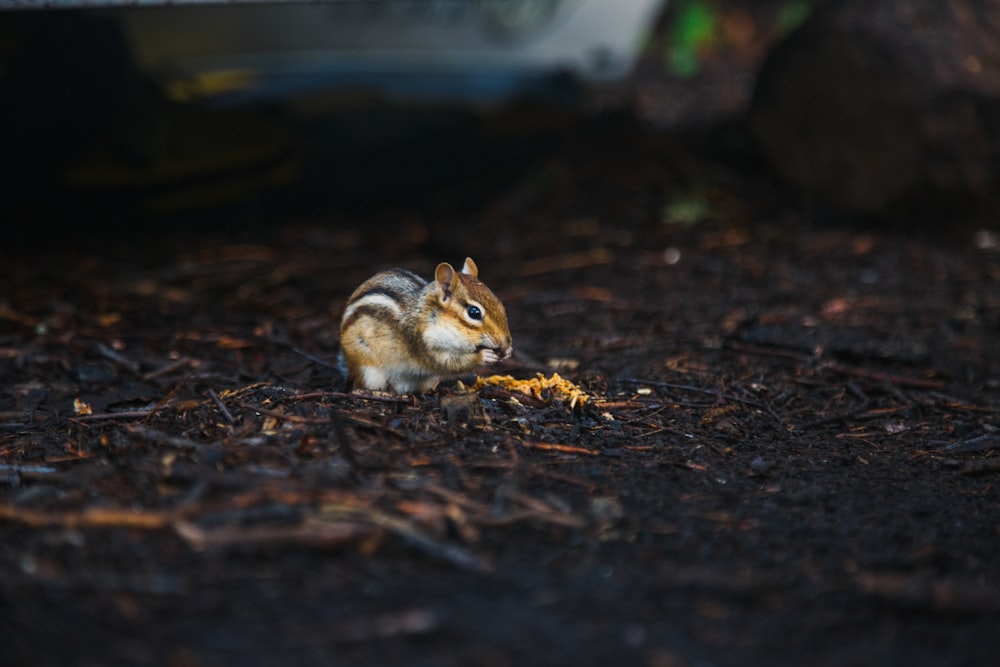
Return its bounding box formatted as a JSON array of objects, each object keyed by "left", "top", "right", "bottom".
[
  {"left": 0, "top": 0, "right": 821, "bottom": 236},
  {"left": 7, "top": 0, "right": 997, "bottom": 241}
]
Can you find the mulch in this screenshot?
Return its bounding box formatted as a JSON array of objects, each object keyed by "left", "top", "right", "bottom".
[{"left": 1, "top": 107, "right": 999, "bottom": 666}]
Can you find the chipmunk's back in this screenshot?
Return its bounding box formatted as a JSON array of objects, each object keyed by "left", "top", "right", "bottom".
[{"left": 340, "top": 268, "right": 426, "bottom": 331}]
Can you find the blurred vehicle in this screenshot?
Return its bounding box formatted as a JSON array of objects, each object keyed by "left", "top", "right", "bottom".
[
  {"left": 6, "top": 0, "right": 667, "bottom": 105},
  {"left": 0, "top": 1, "right": 667, "bottom": 219}
]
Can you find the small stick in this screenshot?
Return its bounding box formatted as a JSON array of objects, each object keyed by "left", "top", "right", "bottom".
[
  {"left": 96, "top": 342, "right": 141, "bottom": 375},
  {"left": 0, "top": 463, "right": 57, "bottom": 474},
  {"left": 207, "top": 388, "right": 235, "bottom": 425},
  {"left": 259, "top": 335, "right": 343, "bottom": 371},
  {"left": 145, "top": 370, "right": 196, "bottom": 422},
  {"left": 143, "top": 356, "right": 195, "bottom": 382},
  {"left": 0, "top": 504, "right": 175, "bottom": 529},
  {"left": 292, "top": 391, "right": 412, "bottom": 404},
  {"left": 422, "top": 483, "right": 492, "bottom": 514},
  {"left": 518, "top": 248, "right": 613, "bottom": 277},
  {"left": 794, "top": 400, "right": 872, "bottom": 430},
  {"left": 477, "top": 508, "right": 587, "bottom": 529},
  {"left": 174, "top": 518, "right": 373, "bottom": 552},
  {"left": 328, "top": 608, "right": 440, "bottom": 643},
  {"left": 855, "top": 572, "right": 1000, "bottom": 613},
  {"left": 330, "top": 409, "right": 359, "bottom": 471},
  {"left": 592, "top": 400, "right": 647, "bottom": 410},
  {"left": 820, "top": 362, "right": 946, "bottom": 390},
  {"left": 72, "top": 410, "right": 155, "bottom": 422},
  {"left": 928, "top": 394, "right": 995, "bottom": 413},
  {"left": 945, "top": 434, "right": 1000, "bottom": 454},
  {"left": 724, "top": 342, "right": 947, "bottom": 391},
  {"left": 520, "top": 441, "right": 599, "bottom": 456},
  {"left": 241, "top": 402, "right": 406, "bottom": 438},
  {"left": 126, "top": 424, "right": 205, "bottom": 450},
  {"left": 345, "top": 415, "right": 407, "bottom": 438},
  {"left": 628, "top": 379, "right": 766, "bottom": 410},
  {"left": 479, "top": 386, "right": 548, "bottom": 409},
  {"left": 241, "top": 403, "right": 331, "bottom": 425},
  {"left": 320, "top": 504, "right": 488, "bottom": 572},
  {"left": 961, "top": 460, "right": 1000, "bottom": 476},
  {"left": 501, "top": 489, "right": 569, "bottom": 515},
  {"left": 724, "top": 341, "right": 813, "bottom": 363},
  {"left": 468, "top": 460, "right": 600, "bottom": 492}
]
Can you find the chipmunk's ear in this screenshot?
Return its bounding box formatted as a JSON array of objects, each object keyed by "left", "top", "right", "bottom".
[
  {"left": 435, "top": 262, "right": 458, "bottom": 302},
  {"left": 461, "top": 257, "right": 478, "bottom": 277}
]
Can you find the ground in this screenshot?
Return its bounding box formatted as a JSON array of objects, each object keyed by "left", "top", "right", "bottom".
[{"left": 2, "top": 56, "right": 1000, "bottom": 667}]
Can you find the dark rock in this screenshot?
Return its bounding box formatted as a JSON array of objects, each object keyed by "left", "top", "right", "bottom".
[
  {"left": 748, "top": 0, "right": 1000, "bottom": 222},
  {"left": 440, "top": 393, "right": 490, "bottom": 427},
  {"left": 750, "top": 456, "right": 773, "bottom": 475}
]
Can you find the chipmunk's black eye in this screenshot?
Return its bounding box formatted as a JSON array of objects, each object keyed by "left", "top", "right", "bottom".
[{"left": 466, "top": 305, "right": 483, "bottom": 321}]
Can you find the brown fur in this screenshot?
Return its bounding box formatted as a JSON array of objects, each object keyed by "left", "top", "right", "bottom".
[{"left": 339, "top": 258, "right": 512, "bottom": 393}]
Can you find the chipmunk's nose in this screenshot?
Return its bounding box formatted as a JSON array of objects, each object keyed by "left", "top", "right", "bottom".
[{"left": 497, "top": 344, "right": 513, "bottom": 361}]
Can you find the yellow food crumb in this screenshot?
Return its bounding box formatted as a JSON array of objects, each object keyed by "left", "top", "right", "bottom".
[
  {"left": 472, "top": 373, "right": 589, "bottom": 408},
  {"left": 73, "top": 398, "right": 93, "bottom": 416}
]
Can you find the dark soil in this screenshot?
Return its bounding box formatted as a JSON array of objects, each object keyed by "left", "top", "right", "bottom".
[{"left": 2, "top": 39, "right": 1000, "bottom": 667}]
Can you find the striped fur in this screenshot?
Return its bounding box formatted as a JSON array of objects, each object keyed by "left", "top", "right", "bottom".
[{"left": 339, "top": 259, "right": 512, "bottom": 393}]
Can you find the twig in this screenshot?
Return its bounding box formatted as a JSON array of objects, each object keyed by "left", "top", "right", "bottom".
[
  {"left": 327, "top": 609, "right": 440, "bottom": 643},
  {"left": 72, "top": 409, "right": 155, "bottom": 422},
  {"left": 422, "top": 483, "right": 492, "bottom": 514},
  {"left": 960, "top": 460, "right": 1000, "bottom": 476},
  {"left": 928, "top": 394, "right": 996, "bottom": 413},
  {"left": 241, "top": 403, "right": 331, "bottom": 425},
  {"left": 145, "top": 370, "right": 196, "bottom": 422},
  {"left": 658, "top": 460, "right": 708, "bottom": 472},
  {"left": 126, "top": 424, "right": 206, "bottom": 450},
  {"left": 468, "top": 460, "right": 601, "bottom": 492},
  {"left": 502, "top": 489, "right": 577, "bottom": 518},
  {"left": 319, "top": 504, "right": 488, "bottom": 572},
  {"left": 174, "top": 518, "right": 373, "bottom": 551},
  {"left": 0, "top": 463, "right": 57, "bottom": 474},
  {"left": 592, "top": 400, "right": 647, "bottom": 410},
  {"left": 944, "top": 434, "right": 1000, "bottom": 454},
  {"left": 294, "top": 390, "right": 412, "bottom": 404},
  {"left": 0, "top": 504, "right": 176, "bottom": 529},
  {"left": 207, "top": 388, "right": 235, "bottom": 425},
  {"left": 330, "top": 409, "right": 359, "bottom": 471},
  {"left": 793, "top": 399, "right": 871, "bottom": 430},
  {"left": 242, "top": 402, "right": 406, "bottom": 438},
  {"left": 96, "top": 342, "right": 140, "bottom": 375},
  {"left": 143, "top": 356, "right": 196, "bottom": 382},
  {"left": 259, "top": 335, "right": 343, "bottom": 371},
  {"left": 476, "top": 508, "right": 587, "bottom": 528},
  {"left": 820, "top": 362, "right": 946, "bottom": 391},
  {"left": 723, "top": 341, "right": 947, "bottom": 391},
  {"left": 520, "top": 441, "right": 599, "bottom": 456},
  {"left": 478, "top": 386, "right": 548, "bottom": 408},
  {"left": 855, "top": 572, "right": 1000, "bottom": 613},
  {"left": 524, "top": 466, "right": 600, "bottom": 491},
  {"left": 724, "top": 340, "right": 814, "bottom": 363},
  {"left": 518, "top": 248, "right": 613, "bottom": 277},
  {"left": 628, "top": 379, "right": 766, "bottom": 410}
]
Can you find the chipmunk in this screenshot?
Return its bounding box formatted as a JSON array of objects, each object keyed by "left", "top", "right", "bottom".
[{"left": 339, "top": 257, "right": 513, "bottom": 393}]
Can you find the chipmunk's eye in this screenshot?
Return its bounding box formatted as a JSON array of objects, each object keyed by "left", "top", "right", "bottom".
[{"left": 466, "top": 305, "right": 483, "bottom": 321}]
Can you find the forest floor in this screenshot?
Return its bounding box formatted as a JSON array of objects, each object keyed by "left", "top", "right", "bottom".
[{"left": 2, "top": 58, "right": 1000, "bottom": 666}]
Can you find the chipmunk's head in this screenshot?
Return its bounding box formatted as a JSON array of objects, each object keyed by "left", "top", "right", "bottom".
[{"left": 426, "top": 257, "right": 513, "bottom": 371}]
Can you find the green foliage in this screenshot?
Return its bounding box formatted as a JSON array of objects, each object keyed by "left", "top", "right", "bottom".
[
  {"left": 776, "top": 0, "right": 812, "bottom": 35},
  {"left": 664, "top": 0, "right": 813, "bottom": 78},
  {"left": 662, "top": 192, "right": 713, "bottom": 226},
  {"left": 667, "top": 1, "right": 718, "bottom": 78}
]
